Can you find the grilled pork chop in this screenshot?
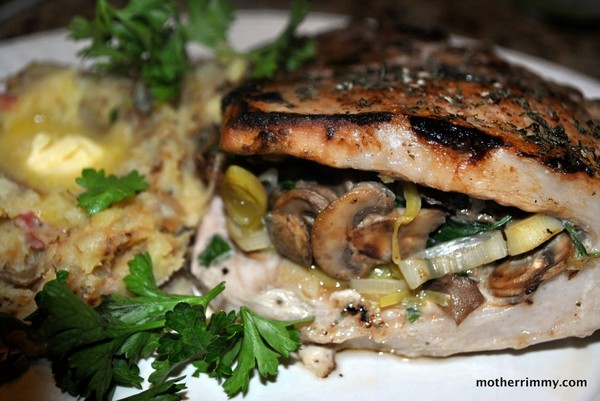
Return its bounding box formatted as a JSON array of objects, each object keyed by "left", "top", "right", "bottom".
[
  {"left": 192, "top": 20, "right": 600, "bottom": 362},
  {"left": 220, "top": 21, "right": 599, "bottom": 237}
]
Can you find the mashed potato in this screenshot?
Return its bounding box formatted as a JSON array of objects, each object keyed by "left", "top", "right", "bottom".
[{"left": 0, "top": 61, "right": 228, "bottom": 318}]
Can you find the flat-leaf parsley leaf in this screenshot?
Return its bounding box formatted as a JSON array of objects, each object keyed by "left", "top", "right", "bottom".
[
  {"left": 29, "top": 252, "right": 311, "bottom": 400},
  {"left": 243, "top": 0, "right": 315, "bottom": 79},
  {"left": 198, "top": 234, "right": 232, "bottom": 267},
  {"left": 69, "top": 0, "right": 187, "bottom": 102},
  {"left": 68, "top": 0, "right": 314, "bottom": 103},
  {"left": 76, "top": 168, "right": 149, "bottom": 215}
]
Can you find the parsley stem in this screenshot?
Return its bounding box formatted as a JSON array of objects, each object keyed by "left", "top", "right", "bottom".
[{"left": 106, "top": 319, "right": 167, "bottom": 338}]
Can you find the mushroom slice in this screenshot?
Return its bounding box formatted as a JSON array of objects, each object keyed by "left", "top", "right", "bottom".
[
  {"left": 395, "top": 208, "right": 446, "bottom": 258},
  {"left": 272, "top": 184, "right": 337, "bottom": 216},
  {"left": 312, "top": 182, "right": 395, "bottom": 280},
  {"left": 350, "top": 215, "right": 395, "bottom": 264},
  {"left": 427, "top": 274, "right": 485, "bottom": 325},
  {"left": 266, "top": 185, "right": 337, "bottom": 266},
  {"left": 488, "top": 232, "right": 573, "bottom": 303},
  {"left": 266, "top": 212, "right": 313, "bottom": 265},
  {"left": 350, "top": 208, "right": 447, "bottom": 264}
]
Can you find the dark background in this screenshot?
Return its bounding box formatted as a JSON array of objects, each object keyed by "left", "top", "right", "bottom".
[{"left": 0, "top": 0, "right": 599, "bottom": 81}]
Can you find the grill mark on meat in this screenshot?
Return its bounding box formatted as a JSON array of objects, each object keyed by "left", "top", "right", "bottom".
[
  {"left": 220, "top": 20, "right": 600, "bottom": 230},
  {"left": 408, "top": 115, "right": 505, "bottom": 162},
  {"left": 229, "top": 106, "right": 394, "bottom": 129},
  {"left": 518, "top": 150, "right": 597, "bottom": 176},
  {"left": 249, "top": 91, "right": 288, "bottom": 104},
  {"left": 222, "top": 70, "right": 599, "bottom": 177},
  {"left": 226, "top": 98, "right": 394, "bottom": 152}
]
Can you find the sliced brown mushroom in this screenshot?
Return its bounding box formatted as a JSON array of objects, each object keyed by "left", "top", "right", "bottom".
[
  {"left": 427, "top": 274, "right": 485, "bottom": 325},
  {"left": 311, "top": 182, "right": 396, "bottom": 280},
  {"left": 265, "top": 184, "right": 337, "bottom": 266},
  {"left": 395, "top": 208, "right": 447, "bottom": 258},
  {"left": 349, "top": 214, "right": 396, "bottom": 263},
  {"left": 271, "top": 183, "right": 337, "bottom": 214},
  {"left": 488, "top": 232, "right": 573, "bottom": 303},
  {"left": 350, "top": 208, "right": 447, "bottom": 263},
  {"left": 266, "top": 212, "right": 314, "bottom": 265}
]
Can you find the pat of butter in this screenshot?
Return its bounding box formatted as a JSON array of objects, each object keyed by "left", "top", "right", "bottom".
[{"left": 26, "top": 132, "right": 104, "bottom": 175}]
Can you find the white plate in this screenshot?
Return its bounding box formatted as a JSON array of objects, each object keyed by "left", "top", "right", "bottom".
[{"left": 1, "top": 10, "right": 599, "bottom": 401}]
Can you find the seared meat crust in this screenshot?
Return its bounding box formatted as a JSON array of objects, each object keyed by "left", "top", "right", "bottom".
[{"left": 221, "top": 20, "right": 600, "bottom": 240}]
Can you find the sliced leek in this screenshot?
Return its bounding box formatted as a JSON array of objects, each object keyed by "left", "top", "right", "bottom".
[
  {"left": 226, "top": 217, "right": 271, "bottom": 252},
  {"left": 392, "top": 182, "right": 421, "bottom": 264},
  {"left": 398, "top": 230, "right": 507, "bottom": 289},
  {"left": 380, "top": 289, "right": 452, "bottom": 310},
  {"left": 276, "top": 258, "right": 344, "bottom": 299},
  {"left": 379, "top": 290, "right": 411, "bottom": 308},
  {"left": 221, "top": 165, "right": 268, "bottom": 229},
  {"left": 368, "top": 264, "right": 402, "bottom": 280},
  {"left": 416, "top": 289, "right": 451, "bottom": 307},
  {"left": 221, "top": 165, "right": 271, "bottom": 252},
  {"left": 349, "top": 278, "right": 408, "bottom": 296},
  {"left": 504, "top": 213, "right": 564, "bottom": 256}
]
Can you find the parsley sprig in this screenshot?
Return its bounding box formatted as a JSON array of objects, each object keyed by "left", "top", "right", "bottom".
[
  {"left": 69, "top": 0, "right": 187, "bottom": 102},
  {"left": 29, "top": 252, "right": 309, "bottom": 401},
  {"left": 186, "top": 0, "right": 315, "bottom": 78},
  {"left": 75, "top": 168, "right": 149, "bottom": 215},
  {"left": 69, "top": 0, "right": 315, "bottom": 102}
]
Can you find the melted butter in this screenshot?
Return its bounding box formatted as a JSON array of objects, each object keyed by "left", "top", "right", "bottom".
[
  {"left": 0, "top": 68, "right": 131, "bottom": 192},
  {"left": 26, "top": 132, "right": 104, "bottom": 174}
]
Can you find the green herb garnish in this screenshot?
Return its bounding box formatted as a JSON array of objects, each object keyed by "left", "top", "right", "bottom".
[
  {"left": 198, "top": 234, "right": 233, "bottom": 267},
  {"left": 241, "top": 0, "right": 315, "bottom": 79},
  {"left": 222, "top": 306, "right": 304, "bottom": 395},
  {"left": 29, "top": 252, "right": 309, "bottom": 401},
  {"left": 279, "top": 180, "right": 297, "bottom": 190},
  {"left": 405, "top": 306, "right": 421, "bottom": 323},
  {"left": 429, "top": 215, "right": 512, "bottom": 245},
  {"left": 69, "top": 0, "right": 187, "bottom": 102},
  {"left": 69, "top": 0, "right": 314, "bottom": 102},
  {"left": 563, "top": 221, "right": 600, "bottom": 259},
  {"left": 76, "top": 168, "right": 149, "bottom": 215},
  {"left": 182, "top": 0, "right": 235, "bottom": 54},
  {"left": 118, "top": 378, "right": 186, "bottom": 401}
]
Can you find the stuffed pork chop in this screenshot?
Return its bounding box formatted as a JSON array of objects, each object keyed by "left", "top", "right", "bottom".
[{"left": 191, "top": 20, "right": 600, "bottom": 362}]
